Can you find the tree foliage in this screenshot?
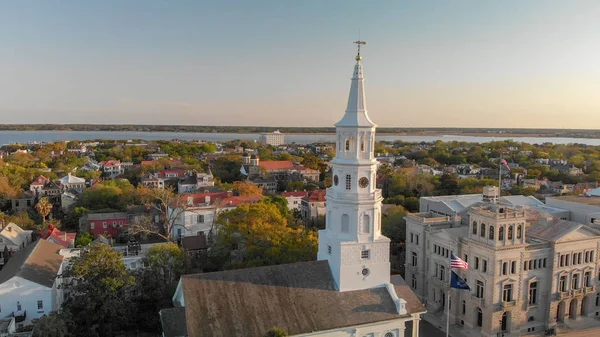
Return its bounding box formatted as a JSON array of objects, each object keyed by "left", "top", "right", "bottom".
[
  {"left": 62, "top": 243, "right": 135, "bottom": 336},
  {"left": 233, "top": 180, "right": 263, "bottom": 196}
]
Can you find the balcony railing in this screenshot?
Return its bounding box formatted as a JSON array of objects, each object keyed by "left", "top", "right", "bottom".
[
  {"left": 584, "top": 286, "right": 596, "bottom": 294},
  {"left": 501, "top": 300, "right": 516, "bottom": 308},
  {"left": 558, "top": 290, "right": 571, "bottom": 299},
  {"left": 470, "top": 294, "right": 485, "bottom": 307}
]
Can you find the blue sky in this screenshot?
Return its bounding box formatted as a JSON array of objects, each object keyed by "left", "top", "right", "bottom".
[{"left": 1, "top": 1, "right": 599, "bottom": 128}]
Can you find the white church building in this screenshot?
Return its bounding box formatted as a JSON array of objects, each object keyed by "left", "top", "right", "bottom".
[{"left": 167, "top": 44, "right": 425, "bottom": 337}]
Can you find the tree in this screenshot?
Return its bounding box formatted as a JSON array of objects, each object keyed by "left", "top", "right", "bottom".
[
  {"left": 143, "top": 242, "right": 184, "bottom": 284},
  {"left": 62, "top": 206, "right": 88, "bottom": 232},
  {"left": 131, "top": 186, "right": 188, "bottom": 241},
  {"left": 382, "top": 205, "right": 407, "bottom": 244},
  {"left": 0, "top": 177, "right": 19, "bottom": 199},
  {"left": 32, "top": 312, "right": 73, "bottom": 337},
  {"left": 4, "top": 211, "right": 36, "bottom": 229},
  {"left": 213, "top": 203, "right": 317, "bottom": 269},
  {"left": 35, "top": 197, "right": 53, "bottom": 223},
  {"left": 233, "top": 180, "right": 263, "bottom": 196},
  {"left": 75, "top": 232, "right": 93, "bottom": 247},
  {"left": 62, "top": 243, "right": 135, "bottom": 336}
]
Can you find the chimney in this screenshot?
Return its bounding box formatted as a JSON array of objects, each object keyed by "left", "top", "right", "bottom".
[{"left": 227, "top": 190, "right": 233, "bottom": 198}]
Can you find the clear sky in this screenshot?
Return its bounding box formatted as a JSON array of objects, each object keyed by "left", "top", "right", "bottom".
[{"left": 1, "top": 1, "right": 599, "bottom": 128}]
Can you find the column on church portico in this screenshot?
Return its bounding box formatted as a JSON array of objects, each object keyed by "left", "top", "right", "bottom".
[{"left": 411, "top": 315, "right": 421, "bottom": 337}]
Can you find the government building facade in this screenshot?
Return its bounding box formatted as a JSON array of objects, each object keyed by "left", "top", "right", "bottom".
[{"left": 405, "top": 186, "right": 600, "bottom": 336}]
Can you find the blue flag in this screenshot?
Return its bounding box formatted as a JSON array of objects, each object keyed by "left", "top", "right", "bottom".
[{"left": 451, "top": 271, "right": 470, "bottom": 290}]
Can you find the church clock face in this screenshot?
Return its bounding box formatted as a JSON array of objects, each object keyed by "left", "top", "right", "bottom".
[
  {"left": 333, "top": 175, "right": 339, "bottom": 186},
  {"left": 359, "top": 177, "right": 369, "bottom": 188}
]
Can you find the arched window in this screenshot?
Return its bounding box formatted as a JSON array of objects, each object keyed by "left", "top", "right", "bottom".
[
  {"left": 341, "top": 214, "right": 349, "bottom": 233},
  {"left": 362, "top": 214, "right": 370, "bottom": 233},
  {"left": 489, "top": 226, "right": 495, "bottom": 240},
  {"left": 345, "top": 139, "right": 350, "bottom": 151},
  {"left": 517, "top": 225, "right": 522, "bottom": 239},
  {"left": 480, "top": 223, "right": 486, "bottom": 238},
  {"left": 472, "top": 221, "right": 477, "bottom": 235},
  {"left": 499, "top": 227, "right": 504, "bottom": 240},
  {"left": 508, "top": 225, "right": 513, "bottom": 240}
]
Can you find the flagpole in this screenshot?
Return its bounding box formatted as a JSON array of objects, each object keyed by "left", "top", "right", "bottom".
[
  {"left": 446, "top": 267, "right": 451, "bottom": 337},
  {"left": 498, "top": 155, "right": 502, "bottom": 202}
]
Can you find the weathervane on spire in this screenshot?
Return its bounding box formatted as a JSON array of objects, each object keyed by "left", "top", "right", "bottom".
[{"left": 354, "top": 40, "right": 366, "bottom": 61}]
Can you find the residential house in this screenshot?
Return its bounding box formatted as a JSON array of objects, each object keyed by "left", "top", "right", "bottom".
[
  {"left": 300, "top": 189, "right": 326, "bottom": 223},
  {"left": 101, "top": 160, "right": 125, "bottom": 178},
  {"left": 10, "top": 193, "right": 35, "bottom": 212},
  {"left": 28, "top": 176, "right": 50, "bottom": 196},
  {"left": 146, "top": 153, "right": 169, "bottom": 160},
  {"left": 56, "top": 173, "right": 86, "bottom": 192},
  {"left": 251, "top": 177, "right": 277, "bottom": 193},
  {"left": 66, "top": 144, "right": 87, "bottom": 155},
  {"left": 0, "top": 240, "right": 64, "bottom": 326},
  {"left": 0, "top": 317, "right": 33, "bottom": 337},
  {"left": 60, "top": 190, "right": 79, "bottom": 211},
  {"left": 240, "top": 154, "right": 320, "bottom": 190},
  {"left": 551, "top": 164, "right": 583, "bottom": 176},
  {"left": 141, "top": 173, "right": 165, "bottom": 189},
  {"left": 177, "top": 171, "right": 215, "bottom": 194},
  {"left": 282, "top": 191, "right": 308, "bottom": 211},
  {"left": 82, "top": 212, "right": 129, "bottom": 238},
  {"left": 41, "top": 225, "right": 76, "bottom": 249},
  {"left": 169, "top": 192, "right": 264, "bottom": 239},
  {"left": 0, "top": 223, "right": 33, "bottom": 267}
]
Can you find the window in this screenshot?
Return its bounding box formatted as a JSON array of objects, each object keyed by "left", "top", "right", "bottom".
[
  {"left": 585, "top": 271, "right": 591, "bottom": 287},
  {"left": 197, "top": 215, "right": 205, "bottom": 223},
  {"left": 480, "top": 223, "right": 486, "bottom": 238},
  {"left": 524, "top": 261, "right": 528, "bottom": 271},
  {"left": 511, "top": 261, "right": 516, "bottom": 274},
  {"left": 499, "top": 227, "right": 504, "bottom": 240},
  {"left": 361, "top": 250, "right": 370, "bottom": 259},
  {"left": 113, "top": 221, "right": 117, "bottom": 228},
  {"left": 573, "top": 254, "right": 577, "bottom": 265},
  {"left": 119, "top": 221, "right": 123, "bottom": 227},
  {"left": 483, "top": 260, "right": 487, "bottom": 273},
  {"left": 543, "top": 258, "right": 547, "bottom": 268},
  {"left": 415, "top": 234, "right": 418, "bottom": 245},
  {"left": 434, "top": 263, "right": 439, "bottom": 278},
  {"left": 597, "top": 293, "right": 600, "bottom": 306},
  {"left": 440, "top": 265, "right": 446, "bottom": 281},
  {"left": 412, "top": 275, "right": 417, "bottom": 289},
  {"left": 462, "top": 300, "right": 466, "bottom": 315},
  {"left": 560, "top": 254, "right": 566, "bottom": 267},
  {"left": 517, "top": 225, "right": 522, "bottom": 239},
  {"left": 472, "top": 221, "right": 477, "bottom": 235},
  {"left": 345, "top": 139, "right": 350, "bottom": 151},
  {"left": 103, "top": 221, "right": 107, "bottom": 228},
  {"left": 560, "top": 275, "right": 567, "bottom": 292},
  {"left": 345, "top": 174, "right": 351, "bottom": 190},
  {"left": 90, "top": 222, "right": 95, "bottom": 230},
  {"left": 508, "top": 225, "right": 513, "bottom": 240},
  {"left": 573, "top": 274, "right": 580, "bottom": 289},
  {"left": 502, "top": 262, "right": 508, "bottom": 275},
  {"left": 341, "top": 214, "right": 349, "bottom": 232},
  {"left": 529, "top": 282, "right": 537, "bottom": 305},
  {"left": 37, "top": 300, "right": 43, "bottom": 311},
  {"left": 360, "top": 138, "right": 365, "bottom": 152},
  {"left": 412, "top": 252, "right": 418, "bottom": 266},
  {"left": 464, "top": 254, "right": 468, "bottom": 263},
  {"left": 475, "top": 257, "right": 479, "bottom": 270},
  {"left": 476, "top": 280, "right": 484, "bottom": 298},
  {"left": 327, "top": 245, "right": 332, "bottom": 255},
  {"left": 503, "top": 284, "right": 513, "bottom": 302},
  {"left": 410, "top": 233, "right": 414, "bottom": 243},
  {"left": 489, "top": 226, "right": 494, "bottom": 240}
]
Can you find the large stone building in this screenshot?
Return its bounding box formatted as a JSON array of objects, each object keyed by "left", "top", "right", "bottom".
[
  {"left": 167, "top": 45, "right": 425, "bottom": 337},
  {"left": 259, "top": 130, "right": 285, "bottom": 146},
  {"left": 406, "top": 187, "right": 600, "bottom": 336}
]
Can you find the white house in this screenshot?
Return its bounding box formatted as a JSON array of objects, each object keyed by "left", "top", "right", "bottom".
[
  {"left": 56, "top": 173, "right": 86, "bottom": 192},
  {"left": 0, "top": 240, "right": 64, "bottom": 327},
  {"left": 282, "top": 191, "right": 308, "bottom": 211},
  {"left": 0, "top": 223, "right": 33, "bottom": 267},
  {"left": 165, "top": 46, "right": 425, "bottom": 337}
]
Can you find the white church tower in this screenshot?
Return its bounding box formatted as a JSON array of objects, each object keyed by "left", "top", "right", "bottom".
[{"left": 317, "top": 41, "right": 391, "bottom": 292}]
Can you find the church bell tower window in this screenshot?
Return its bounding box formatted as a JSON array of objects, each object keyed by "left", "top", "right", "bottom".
[{"left": 345, "top": 174, "right": 352, "bottom": 190}]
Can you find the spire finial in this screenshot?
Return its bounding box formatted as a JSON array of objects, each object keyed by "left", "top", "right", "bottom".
[{"left": 354, "top": 39, "right": 366, "bottom": 61}]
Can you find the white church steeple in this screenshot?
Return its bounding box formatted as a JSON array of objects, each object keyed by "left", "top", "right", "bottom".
[{"left": 317, "top": 42, "right": 391, "bottom": 292}]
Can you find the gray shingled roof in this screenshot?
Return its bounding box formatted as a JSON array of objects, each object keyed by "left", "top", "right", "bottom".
[
  {"left": 0, "top": 240, "right": 64, "bottom": 288},
  {"left": 182, "top": 260, "right": 424, "bottom": 337}
]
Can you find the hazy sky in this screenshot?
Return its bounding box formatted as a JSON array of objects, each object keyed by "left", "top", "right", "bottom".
[{"left": 1, "top": 1, "right": 599, "bottom": 128}]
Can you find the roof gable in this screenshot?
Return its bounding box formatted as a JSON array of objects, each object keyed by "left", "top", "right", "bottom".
[{"left": 556, "top": 226, "right": 600, "bottom": 242}]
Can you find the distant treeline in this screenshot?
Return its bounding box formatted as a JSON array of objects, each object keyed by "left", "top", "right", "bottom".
[{"left": 1, "top": 124, "right": 600, "bottom": 138}]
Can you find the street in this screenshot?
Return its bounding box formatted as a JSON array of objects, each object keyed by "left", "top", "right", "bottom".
[{"left": 405, "top": 319, "right": 448, "bottom": 337}]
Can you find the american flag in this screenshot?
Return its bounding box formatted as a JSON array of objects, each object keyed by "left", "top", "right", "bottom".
[{"left": 450, "top": 253, "right": 469, "bottom": 270}]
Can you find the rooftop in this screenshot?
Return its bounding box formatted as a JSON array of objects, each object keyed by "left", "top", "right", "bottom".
[
  {"left": 549, "top": 195, "right": 600, "bottom": 207},
  {"left": 181, "top": 260, "right": 423, "bottom": 337},
  {"left": 0, "top": 240, "right": 64, "bottom": 288}
]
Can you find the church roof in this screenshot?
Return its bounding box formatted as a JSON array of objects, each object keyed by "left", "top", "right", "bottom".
[{"left": 181, "top": 260, "right": 423, "bottom": 337}]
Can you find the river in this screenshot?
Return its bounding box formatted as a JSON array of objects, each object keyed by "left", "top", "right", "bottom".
[{"left": 2, "top": 130, "right": 600, "bottom": 146}]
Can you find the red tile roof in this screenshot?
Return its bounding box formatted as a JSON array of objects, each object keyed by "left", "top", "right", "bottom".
[
  {"left": 303, "top": 190, "right": 326, "bottom": 202},
  {"left": 282, "top": 191, "right": 309, "bottom": 198},
  {"left": 103, "top": 160, "right": 121, "bottom": 167},
  {"left": 259, "top": 160, "right": 296, "bottom": 171},
  {"left": 41, "top": 225, "right": 76, "bottom": 248},
  {"left": 157, "top": 169, "right": 186, "bottom": 178}
]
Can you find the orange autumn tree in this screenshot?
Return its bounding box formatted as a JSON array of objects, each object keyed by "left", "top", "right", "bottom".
[
  {"left": 214, "top": 202, "right": 317, "bottom": 268},
  {"left": 232, "top": 180, "right": 263, "bottom": 196}
]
